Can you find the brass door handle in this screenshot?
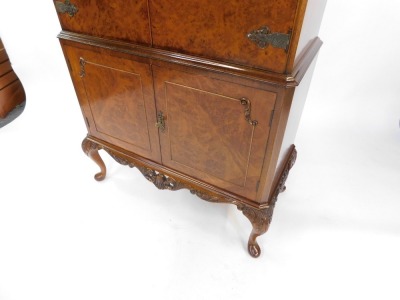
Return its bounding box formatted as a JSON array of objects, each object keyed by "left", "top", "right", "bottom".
[
  {"left": 55, "top": 0, "right": 79, "bottom": 17},
  {"left": 155, "top": 111, "right": 166, "bottom": 132}
]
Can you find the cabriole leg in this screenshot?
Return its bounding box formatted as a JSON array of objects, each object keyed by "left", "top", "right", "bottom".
[
  {"left": 81, "top": 138, "right": 106, "bottom": 181},
  {"left": 237, "top": 204, "right": 275, "bottom": 258}
]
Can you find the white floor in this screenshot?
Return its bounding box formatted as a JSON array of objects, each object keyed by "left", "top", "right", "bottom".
[{"left": 1, "top": 1, "right": 400, "bottom": 300}]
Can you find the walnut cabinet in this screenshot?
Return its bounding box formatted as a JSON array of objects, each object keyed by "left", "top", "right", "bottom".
[{"left": 54, "top": 0, "right": 326, "bottom": 258}]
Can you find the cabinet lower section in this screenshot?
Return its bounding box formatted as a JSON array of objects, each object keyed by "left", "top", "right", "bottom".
[{"left": 82, "top": 135, "right": 297, "bottom": 258}]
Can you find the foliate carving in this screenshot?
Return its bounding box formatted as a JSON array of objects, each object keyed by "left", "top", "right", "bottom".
[
  {"left": 247, "top": 26, "right": 291, "bottom": 51},
  {"left": 240, "top": 97, "right": 258, "bottom": 126},
  {"left": 136, "top": 166, "right": 185, "bottom": 191},
  {"left": 103, "top": 147, "right": 234, "bottom": 204},
  {"left": 105, "top": 149, "right": 133, "bottom": 167},
  {"left": 237, "top": 204, "right": 274, "bottom": 230},
  {"left": 237, "top": 204, "right": 275, "bottom": 258},
  {"left": 104, "top": 149, "right": 186, "bottom": 191},
  {"left": 55, "top": 0, "right": 79, "bottom": 17},
  {"left": 270, "top": 147, "right": 297, "bottom": 205},
  {"left": 190, "top": 189, "right": 229, "bottom": 203}
]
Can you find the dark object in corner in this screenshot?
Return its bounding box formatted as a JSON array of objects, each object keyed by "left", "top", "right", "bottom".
[{"left": 0, "top": 38, "right": 26, "bottom": 128}]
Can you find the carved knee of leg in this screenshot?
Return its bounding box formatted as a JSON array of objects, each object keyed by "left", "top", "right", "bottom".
[
  {"left": 238, "top": 204, "right": 275, "bottom": 258},
  {"left": 81, "top": 138, "right": 106, "bottom": 181}
]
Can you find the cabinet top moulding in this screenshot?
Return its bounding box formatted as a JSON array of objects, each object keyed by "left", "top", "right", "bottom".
[
  {"left": 57, "top": 31, "right": 322, "bottom": 88},
  {"left": 54, "top": 0, "right": 327, "bottom": 76}
]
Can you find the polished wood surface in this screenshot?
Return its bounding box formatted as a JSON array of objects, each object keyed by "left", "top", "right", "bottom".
[
  {"left": 58, "top": 31, "right": 322, "bottom": 86},
  {"left": 54, "top": 0, "right": 325, "bottom": 257},
  {"left": 62, "top": 42, "right": 161, "bottom": 163},
  {"left": 54, "top": 0, "right": 320, "bottom": 74},
  {"left": 0, "top": 38, "right": 25, "bottom": 123},
  {"left": 55, "top": 0, "right": 151, "bottom": 46},
  {"left": 82, "top": 138, "right": 107, "bottom": 181},
  {"left": 150, "top": 0, "right": 298, "bottom": 73},
  {"left": 153, "top": 64, "right": 276, "bottom": 199}
]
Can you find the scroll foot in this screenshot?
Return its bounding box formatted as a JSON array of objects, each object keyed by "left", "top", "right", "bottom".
[
  {"left": 82, "top": 138, "right": 106, "bottom": 181},
  {"left": 237, "top": 204, "right": 275, "bottom": 258}
]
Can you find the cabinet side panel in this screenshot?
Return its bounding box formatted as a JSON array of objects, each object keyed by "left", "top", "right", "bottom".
[
  {"left": 270, "top": 56, "right": 318, "bottom": 200},
  {"left": 294, "top": 0, "right": 327, "bottom": 67},
  {"left": 255, "top": 88, "right": 294, "bottom": 204}
]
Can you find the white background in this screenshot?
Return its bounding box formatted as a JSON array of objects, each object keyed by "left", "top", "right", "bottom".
[{"left": 1, "top": 1, "right": 399, "bottom": 299}]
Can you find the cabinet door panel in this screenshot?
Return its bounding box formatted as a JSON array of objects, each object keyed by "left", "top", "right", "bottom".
[
  {"left": 54, "top": 0, "right": 151, "bottom": 45},
  {"left": 149, "top": 0, "right": 298, "bottom": 73},
  {"left": 153, "top": 66, "right": 276, "bottom": 200},
  {"left": 63, "top": 44, "right": 161, "bottom": 163}
]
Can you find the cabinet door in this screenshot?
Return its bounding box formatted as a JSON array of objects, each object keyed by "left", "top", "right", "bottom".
[
  {"left": 54, "top": 0, "right": 151, "bottom": 46},
  {"left": 149, "top": 0, "right": 298, "bottom": 73},
  {"left": 152, "top": 65, "right": 276, "bottom": 200},
  {"left": 62, "top": 43, "right": 161, "bottom": 163}
]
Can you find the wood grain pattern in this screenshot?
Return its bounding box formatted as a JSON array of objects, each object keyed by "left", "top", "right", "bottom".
[
  {"left": 153, "top": 64, "right": 276, "bottom": 200},
  {"left": 58, "top": 31, "right": 297, "bottom": 86},
  {"left": 150, "top": 0, "right": 298, "bottom": 73},
  {"left": 0, "top": 69, "right": 18, "bottom": 90},
  {"left": 54, "top": 0, "right": 152, "bottom": 46},
  {"left": 0, "top": 39, "right": 25, "bottom": 119},
  {"left": 0, "top": 80, "right": 25, "bottom": 119},
  {"left": 61, "top": 42, "right": 162, "bottom": 163},
  {"left": 83, "top": 63, "right": 151, "bottom": 151},
  {"left": 0, "top": 50, "right": 9, "bottom": 64},
  {"left": 53, "top": 0, "right": 326, "bottom": 257},
  {"left": 0, "top": 60, "right": 12, "bottom": 76}
]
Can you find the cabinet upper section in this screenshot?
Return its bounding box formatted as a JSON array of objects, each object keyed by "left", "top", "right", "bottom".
[
  {"left": 54, "top": 0, "right": 326, "bottom": 74},
  {"left": 54, "top": 0, "right": 152, "bottom": 46}
]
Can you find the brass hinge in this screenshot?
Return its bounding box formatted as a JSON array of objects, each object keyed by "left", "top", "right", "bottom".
[
  {"left": 55, "top": 0, "right": 79, "bottom": 17},
  {"left": 269, "top": 110, "right": 275, "bottom": 127},
  {"left": 247, "top": 26, "right": 291, "bottom": 52}
]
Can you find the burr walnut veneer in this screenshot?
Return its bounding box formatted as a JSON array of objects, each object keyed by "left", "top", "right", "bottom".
[{"left": 54, "top": 0, "right": 326, "bottom": 258}]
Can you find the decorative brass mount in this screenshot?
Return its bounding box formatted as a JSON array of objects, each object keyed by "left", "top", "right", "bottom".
[
  {"left": 155, "top": 111, "right": 166, "bottom": 132},
  {"left": 55, "top": 0, "right": 79, "bottom": 17},
  {"left": 247, "top": 26, "right": 291, "bottom": 51}
]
